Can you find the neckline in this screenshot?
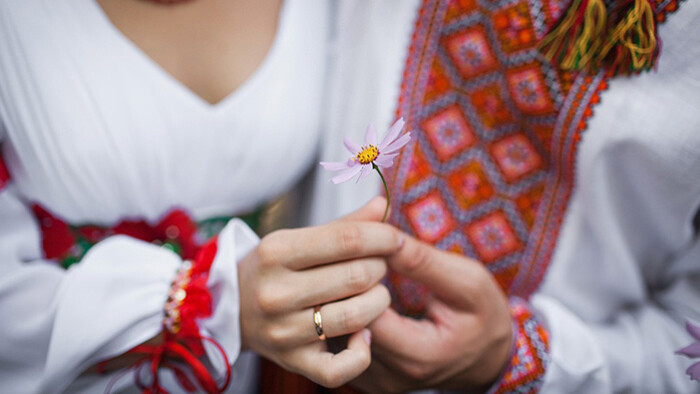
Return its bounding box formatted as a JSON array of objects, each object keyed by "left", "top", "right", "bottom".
[{"left": 88, "top": 0, "right": 291, "bottom": 112}]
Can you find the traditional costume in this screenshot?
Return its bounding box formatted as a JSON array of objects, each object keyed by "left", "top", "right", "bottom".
[{"left": 0, "top": 0, "right": 698, "bottom": 393}]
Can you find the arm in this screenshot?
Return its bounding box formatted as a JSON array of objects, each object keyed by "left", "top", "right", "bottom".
[{"left": 532, "top": 232, "right": 700, "bottom": 393}]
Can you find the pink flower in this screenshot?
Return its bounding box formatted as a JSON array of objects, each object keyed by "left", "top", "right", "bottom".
[
  {"left": 320, "top": 118, "right": 411, "bottom": 184},
  {"left": 677, "top": 321, "right": 700, "bottom": 382}
]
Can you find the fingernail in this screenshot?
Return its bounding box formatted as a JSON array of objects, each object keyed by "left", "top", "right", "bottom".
[
  {"left": 363, "top": 329, "right": 372, "bottom": 346},
  {"left": 398, "top": 234, "right": 405, "bottom": 249}
]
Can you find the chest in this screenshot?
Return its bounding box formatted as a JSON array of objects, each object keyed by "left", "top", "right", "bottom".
[{"left": 96, "top": 0, "right": 284, "bottom": 105}]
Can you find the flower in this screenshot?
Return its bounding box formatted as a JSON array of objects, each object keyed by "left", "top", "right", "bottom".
[
  {"left": 677, "top": 320, "right": 700, "bottom": 382},
  {"left": 320, "top": 118, "right": 411, "bottom": 222},
  {"left": 320, "top": 118, "right": 410, "bottom": 184}
]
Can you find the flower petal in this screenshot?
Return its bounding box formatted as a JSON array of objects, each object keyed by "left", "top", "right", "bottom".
[
  {"left": 687, "top": 361, "right": 700, "bottom": 381},
  {"left": 365, "top": 124, "right": 378, "bottom": 146},
  {"left": 382, "top": 132, "right": 411, "bottom": 154},
  {"left": 320, "top": 161, "right": 349, "bottom": 172},
  {"left": 687, "top": 321, "right": 700, "bottom": 341},
  {"left": 677, "top": 342, "right": 700, "bottom": 358},
  {"left": 374, "top": 153, "right": 398, "bottom": 168},
  {"left": 379, "top": 118, "right": 406, "bottom": 150},
  {"left": 330, "top": 165, "right": 362, "bottom": 184},
  {"left": 344, "top": 138, "right": 361, "bottom": 155},
  {"left": 356, "top": 164, "right": 373, "bottom": 183}
]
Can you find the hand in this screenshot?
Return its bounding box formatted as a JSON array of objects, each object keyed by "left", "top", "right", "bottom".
[
  {"left": 352, "top": 234, "right": 513, "bottom": 393},
  {"left": 238, "top": 198, "right": 402, "bottom": 388}
]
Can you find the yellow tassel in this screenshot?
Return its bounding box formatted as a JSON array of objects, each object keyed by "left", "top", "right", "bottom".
[
  {"left": 597, "top": 0, "right": 658, "bottom": 73},
  {"left": 539, "top": 0, "right": 608, "bottom": 72}
]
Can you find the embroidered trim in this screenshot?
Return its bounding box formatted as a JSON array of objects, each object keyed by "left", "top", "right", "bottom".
[
  {"left": 489, "top": 297, "right": 550, "bottom": 394},
  {"left": 33, "top": 207, "right": 208, "bottom": 268},
  {"left": 386, "top": 0, "right": 686, "bottom": 318},
  {"left": 163, "top": 260, "right": 193, "bottom": 335}
]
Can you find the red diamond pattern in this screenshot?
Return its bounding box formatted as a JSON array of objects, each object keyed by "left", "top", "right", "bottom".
[
  {"left": 491, "top": 133, "right": 543, "bottom": 182},
  {"left": 404, "top": 191, "right": 456, "bottom": 244},
  {"left": 422, "top": 105, "right": 477, "bottom": 161},
  {"left": 466, "top": 211, "right": 522, "bottom": 263}
]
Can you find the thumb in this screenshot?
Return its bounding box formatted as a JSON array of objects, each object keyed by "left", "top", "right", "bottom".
[
  {"left": 336, "top": 196, "right": 387, "bottom": 223},
  {"left": 387, "top": 234, "right": 480, "bottom": 310}
]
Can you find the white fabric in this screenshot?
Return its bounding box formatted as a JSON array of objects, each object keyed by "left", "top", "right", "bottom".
[
  {"left": 533, "top": 3, "right": 700, "bottom": 392},
  {"left": 313, "top": 1, "right": 700, "bottom": 393},
  {"left": 0, "top": 0, "right": 327, "bottom": 392}
]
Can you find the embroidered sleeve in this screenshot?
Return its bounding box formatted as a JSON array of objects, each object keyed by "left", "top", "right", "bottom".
[{"left": 488, "top": 297, "right": 550, "bottom": 394}]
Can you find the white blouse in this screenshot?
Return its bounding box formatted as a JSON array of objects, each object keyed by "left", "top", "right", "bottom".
[{"left": 0, "top": 0, "right": 328, "bottom": 392}]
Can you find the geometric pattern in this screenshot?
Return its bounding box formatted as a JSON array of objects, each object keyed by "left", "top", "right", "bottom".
[
  {"left": 388, "top": 0, "right": 685, "bottom": 311},
  {"left": 388, "top": 0, "right": 611, "bottom": 312},
  {"left": 490, "top": 297, "right": 550, "bottom": 394}
]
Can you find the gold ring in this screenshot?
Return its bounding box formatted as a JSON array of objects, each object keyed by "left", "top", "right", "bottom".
[{"left": 313, "top": 305, "right": 326, "bottom": 341}]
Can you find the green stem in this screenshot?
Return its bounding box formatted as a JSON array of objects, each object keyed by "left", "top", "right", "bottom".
[{"left": 373, "top": 164, "right": 390, "bottom": 223}]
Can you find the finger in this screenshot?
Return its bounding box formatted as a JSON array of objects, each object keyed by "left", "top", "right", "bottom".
[
  {"left": 278, "top": 284, "right": 390, "bottom": 346},
  {"left": 262, "top": 221, "right": 403, "bottom": 270},
  {"left": 297, "top": 329, "right": 372, "bottom": 388},
  {"left": 289, "top": 258, "right": 387, "bottom": 309},
  {"left": 368, "top": 307, "right": 439, "bottom": 360},
  {"left": 386, "top": 234, "right": 481, "bottom": 309},
  {"left": 336, "top": 196, "right": 387, "bottom": 223}
]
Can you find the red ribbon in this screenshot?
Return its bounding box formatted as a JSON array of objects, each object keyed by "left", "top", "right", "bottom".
[{"left": 103, "top": 333, "right": 231, "bottom": 394}]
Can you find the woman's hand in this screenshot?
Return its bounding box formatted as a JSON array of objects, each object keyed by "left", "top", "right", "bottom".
[
  {"left": 352, "top": 233, "right": 513, "bottom": 393},
  {"left": 237, "top": 198, "right": 403, "bottom": 388}
]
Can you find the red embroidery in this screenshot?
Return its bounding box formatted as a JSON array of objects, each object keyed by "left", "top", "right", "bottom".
[
  {"left": 388, "top": 0, "right": 683, "bottom": 312},
  {"left": 490, "top": 298, "right": 550, "bottom": 394},
  {"left": 33, "top": 207, "right": 204, "bottom": 268}
]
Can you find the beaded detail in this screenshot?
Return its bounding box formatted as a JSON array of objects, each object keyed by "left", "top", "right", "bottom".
[{"left": 163, "top": 261, "right": 192, "bottom": 334}]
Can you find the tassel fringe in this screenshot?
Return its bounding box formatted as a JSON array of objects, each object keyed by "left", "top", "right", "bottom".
[{"left": 539, "top": 0, "right": 659, "bottom": 75}]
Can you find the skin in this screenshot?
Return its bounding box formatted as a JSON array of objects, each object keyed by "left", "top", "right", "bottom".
[
  {"left": 351, "top": 229, "right": 514, "bottom": 393},
  {"left": 237, "top": 199, "right": 401, "bottom": 387},
  {"left": 97, "top": 0, "right": 283, "bottom": 105}
]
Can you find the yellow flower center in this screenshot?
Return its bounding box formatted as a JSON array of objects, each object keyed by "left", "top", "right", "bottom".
[{"left": 356, "top": 145, "right": 379, "bottom": 165}]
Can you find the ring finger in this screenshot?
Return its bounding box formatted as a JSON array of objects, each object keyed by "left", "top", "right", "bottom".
[{"left": 273, "top": 284, "right": 391, "bottom": 348}]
